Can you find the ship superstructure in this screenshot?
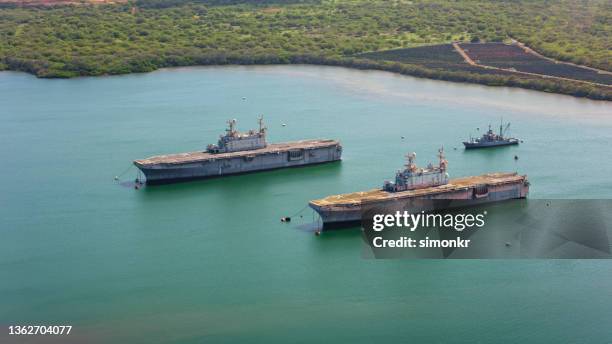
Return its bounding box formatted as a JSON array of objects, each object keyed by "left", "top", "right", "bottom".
[
  {"left": 207, "top": 117, "right": 267, "bottom": 153},
  {"left": 383, "top": 148, "right": 449, "bottom": 192}
]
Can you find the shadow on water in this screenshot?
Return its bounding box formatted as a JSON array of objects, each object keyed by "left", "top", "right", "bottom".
[
  {"left": 293, "top": 224, "right": 318, "bottom": 235},
  {"left": 308, "top": 227, "right": 364, "bottom": 255},
  {"left": 118, "top": 180, "right": 140, "bottom": 188},
  {"left": 295, "top": 218, "right": 362, "bottom": 237},
  {"left": 317, "top": 227, "right": 362, "bottom": 237},
  {"left": 460, "top": 144, "right": 523, "bottom": 169}
]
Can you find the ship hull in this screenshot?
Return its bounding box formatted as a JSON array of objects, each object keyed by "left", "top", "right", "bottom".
[
  {"left": 139, "top": 159, "right": 340, "bottom": 185},
  {"left": 463, "top": 139, "right": 519, "bottom": 149},
  {"left": 135, "top": 140, "right": 342, "bottom": 185},
  {"left": 310, "top": 174, "right": 529, "bottom": 230}
]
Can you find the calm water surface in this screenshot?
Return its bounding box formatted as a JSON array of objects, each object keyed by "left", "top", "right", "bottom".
[{"left": 1, "top": 66, "right": 612, "bottom": 343}]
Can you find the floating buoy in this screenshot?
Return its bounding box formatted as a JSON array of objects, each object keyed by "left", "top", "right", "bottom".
[
  {"left": 401, "top": 136, "right": 405, "bottom": 139},
  {"left": 505, "top": 242, "right": 512, "bottom": 247},
  {"left": 114, "top": 176, "right": 119, "bottom": 181},
  {"left": 453, "top": 147, "right": 457, "bottom": 150},
  {"left": 281, "top": 217, "right": 291, "bottom": 222},
  {"left": 242, "top": 97, "right": 246, "bottom": 100},
  {"left": 282, "top": 123, "right": 287, "bottom": 127},
  {"left": 514, "top": 155, "right": 519, "bottom": 160}
]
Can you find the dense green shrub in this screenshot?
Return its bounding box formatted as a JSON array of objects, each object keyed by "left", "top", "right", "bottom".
[{"left": 0, "top": 0, "right": 610, "bottom": 99}]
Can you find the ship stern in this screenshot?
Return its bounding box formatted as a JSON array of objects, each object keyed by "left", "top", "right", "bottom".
[{"left": 308, "top": 201, "right": 363, "bottom": 230}]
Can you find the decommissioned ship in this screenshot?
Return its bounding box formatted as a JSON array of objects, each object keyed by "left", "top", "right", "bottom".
[
  {"left": 134, "top": 117, "right": 342, "bottom": 184},
  {"left": 463, "top": 121, "right": 519, "bottom": 149},
  {"left": 309, "top": 148, "right": 529, "bottom": 229}
]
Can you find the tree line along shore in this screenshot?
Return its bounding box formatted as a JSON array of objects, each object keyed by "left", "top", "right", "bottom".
[{"left": 1, "top": 0, "right": 610, "bottom": 100}]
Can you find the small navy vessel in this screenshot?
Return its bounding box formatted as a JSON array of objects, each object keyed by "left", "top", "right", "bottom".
[{"left": 463, "top": 120, "right": 519, "bottom": 149}]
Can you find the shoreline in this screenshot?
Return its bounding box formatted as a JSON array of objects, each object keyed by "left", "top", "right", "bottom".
[{"left": 3, "top": 57, "right": 610, "bottom": 101}]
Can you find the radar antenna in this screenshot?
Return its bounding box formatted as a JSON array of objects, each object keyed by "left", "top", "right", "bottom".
[{"left": 405, "top": 152, "right": 417, "bottom": 172}]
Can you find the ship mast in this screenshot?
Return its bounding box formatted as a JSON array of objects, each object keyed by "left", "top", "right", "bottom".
[
  {"left": 438, "top": 147, "right": 447, "bottom": 171},
  {"left": 227, "top": 119, "right": 237, "bottom": 136},
  {"left": 258, "top": 115, "right": 267, "bottom": 134},
  {"left": 502, "top": 122, "right": 511, "bottom": 138}
]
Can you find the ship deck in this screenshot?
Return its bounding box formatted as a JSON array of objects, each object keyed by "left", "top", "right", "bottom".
[
  {"left": 310, "top": 173, "right": 525, "bottom": 206},
  {"left": 134, "top": 139, "right": 339, "bottom": 166}
]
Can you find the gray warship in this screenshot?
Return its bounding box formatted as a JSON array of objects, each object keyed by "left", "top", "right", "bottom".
[
  {"left": 134, "top": 116, "right": 342, "bottom": 184},
  {"left": 463, "top": 121, "right": 519, "bottom": 149},
  {"left": 309, "top": 148, "right": 529, "bottom": 229}
]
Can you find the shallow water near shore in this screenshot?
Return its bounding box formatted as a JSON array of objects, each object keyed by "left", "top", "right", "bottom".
[{"left": 1, "top": 65, "right": 612, "bottom": 343}]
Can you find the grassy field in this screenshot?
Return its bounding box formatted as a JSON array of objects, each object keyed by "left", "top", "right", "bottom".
[{"left": 0, "top": 0, "right": 610, "bottom": 99}]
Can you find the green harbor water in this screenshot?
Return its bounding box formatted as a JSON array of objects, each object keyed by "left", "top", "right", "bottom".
[{"left": 1, "top": 65, "right": 612, "bottom": 343}]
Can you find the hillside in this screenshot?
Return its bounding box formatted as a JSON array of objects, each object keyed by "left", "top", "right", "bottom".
[{"left": 0, "top": 0, "right": 610, "bottom": 99}]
